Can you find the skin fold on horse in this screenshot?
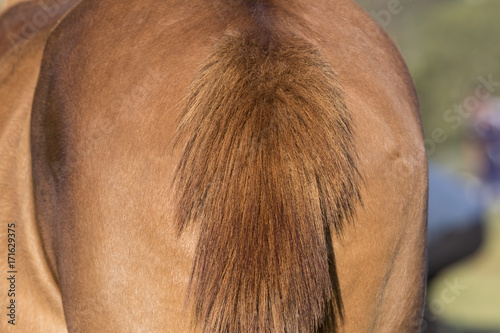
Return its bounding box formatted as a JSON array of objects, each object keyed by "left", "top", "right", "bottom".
[
  {"left": 0, "top": 0, "right": 79, "bottom": 331},
  {"left": 3, "top": 0, "right": 427, "bottom": 332}
]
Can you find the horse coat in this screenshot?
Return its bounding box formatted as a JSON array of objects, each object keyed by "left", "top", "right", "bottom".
[{"left": 2, "top": 0, "right": 428, "bottom": 332}]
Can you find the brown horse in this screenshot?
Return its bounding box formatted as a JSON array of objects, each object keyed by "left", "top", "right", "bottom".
[
  {"left": 0, "top": 0, "right": 20, "bottom": 12},
  {"left": 0, "top": 0, "right": 79, "bottom": 331},
  {"left": 5, "top": 0, "right": 427, "bottom": 331}
]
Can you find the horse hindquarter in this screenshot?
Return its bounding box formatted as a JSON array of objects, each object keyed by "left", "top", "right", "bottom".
[{"left": 30, "top": 0, "right": 428, "bottom": 332}]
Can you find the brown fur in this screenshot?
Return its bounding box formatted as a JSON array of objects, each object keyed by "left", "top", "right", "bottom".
[
  {"left": 28, "top": 0, "right": 428, "bottom": 331},
  {"left": 174, "top": 29, "right": 361, "bottom": 332},
  {"left": 0, "top": 0, "right": 24, "bottom": 14},
  {"left": 0, "top": 1, "right": 79, "bottom": 332},
  {"left": 0, "top": 0, "right": 77, "bottom": 58}
]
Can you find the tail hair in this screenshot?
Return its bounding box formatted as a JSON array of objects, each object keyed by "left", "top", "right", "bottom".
[{"left": 173, "top": 31, "right": 361, "bottom": 333}]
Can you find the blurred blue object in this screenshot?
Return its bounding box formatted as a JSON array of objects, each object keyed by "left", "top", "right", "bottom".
[{"left": 426, "top": 162, "right": 485, "bottom": 279}]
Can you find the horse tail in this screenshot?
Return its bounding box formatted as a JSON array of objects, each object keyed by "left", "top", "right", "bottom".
[{"left": 173, "top": 27, "right": 361, "bottom": 333}]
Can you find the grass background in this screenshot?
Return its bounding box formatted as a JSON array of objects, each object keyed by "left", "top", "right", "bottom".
[{"left": 428, "top": 207, "right": 500, "bottom": 331}]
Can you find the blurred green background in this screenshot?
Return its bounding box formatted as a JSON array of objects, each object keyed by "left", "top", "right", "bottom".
[
  {"left": 357, "top": 0, "right": 500, "bottom": 172},
  {"left": 355, "top": 0, "right": 500, "bottom": 332}
]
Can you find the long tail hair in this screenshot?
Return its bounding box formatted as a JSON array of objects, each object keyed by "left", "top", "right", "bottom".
[{"left": 173, "top": 26, "right": 361, "bottom": 332}]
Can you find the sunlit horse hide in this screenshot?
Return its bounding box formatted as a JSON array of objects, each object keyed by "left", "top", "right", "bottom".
[
  {"left": 4, "top": 0, "right": 427, "bottom": 332},
  {"left": 0, "top": 0, "right": 21, "bottom": 13},
  {"left": 0, "top": 0, "right": 79, "bottom": 331}
]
